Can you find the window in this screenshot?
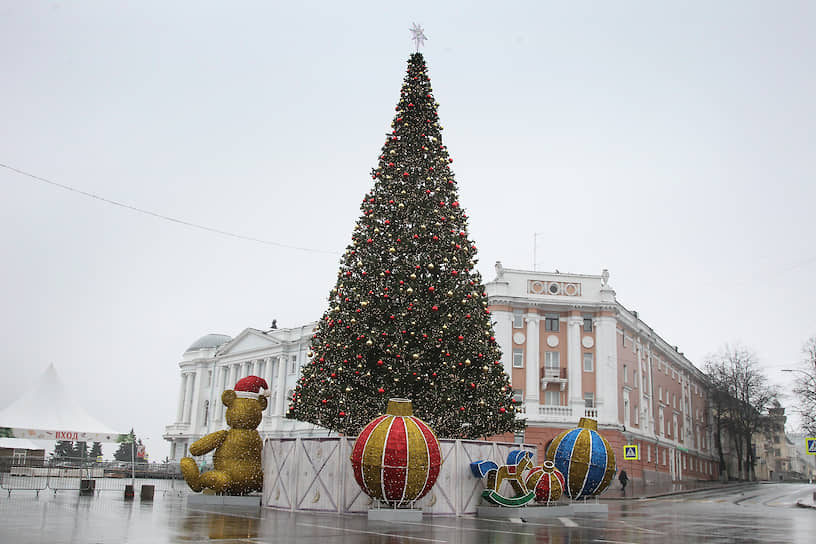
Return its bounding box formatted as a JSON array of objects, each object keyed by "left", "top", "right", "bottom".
[
  {"left": 12, "top": 450, "right": 25, "bottom": 465},
  {"left": 634, "top": 405, "right": 639, "bottom": 425},
  {"left": 203, "top": 400, "right": 209, "bottom": 426},
  {"left": 658, "top": 385, "right": 663, "bottom": 402},
  {"left": 289, "top": 356, "right": 297, "bottom": 374},
  {"left": 583, "top": 315, "right": 593, "bottom": 332},
  {"left": 584, "top": 392, "right": 595, "bottom": 408},
  {"left": 647, "top": 445, "right": 651, "bottom": 463},
  {"left": 673, "top": 394, "right": 676, "bottom": 408},
  {"left": 512, "top": 389, "right": 524, "bottom": 405},
  {"left": 513, "top": 310, "right": 524, "bottom": 328},
  {"left": 622, "top": 334, "right": 627, "bottom": 347},
  {"left": 623, "top": 364, "right": 628, "bottom": 383},
  {"left": 545, "top": 314, "right": 559, "bottom": 331},
  {"left": 544, "top": 390, "right": 560, "bottom": 405},
  {"left": 544, "top": 351, "right": 560, "bottom": 376},
  {"left": 659, "top": 407, "right": 665, "bottom": 436},
  {"left": 633, "top": 369, "right": 638, "bottom": 388},
  {"left": 583, "top": 353, "right": 593, "bottom": 372},
  {"left": 623, "top": 396, "right": 630, "bottom": 426},
  {"left": 512, "top": 348, "right": 524, "bottom": 368}
]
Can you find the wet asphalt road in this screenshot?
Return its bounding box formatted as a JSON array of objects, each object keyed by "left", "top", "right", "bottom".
[{"left": 0, "top": 482, "right": 813, "bottom": 543}]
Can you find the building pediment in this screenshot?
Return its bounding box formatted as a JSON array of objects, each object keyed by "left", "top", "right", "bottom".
[{"left": 217, "top": 328, "right": 280, "bottom": 357}]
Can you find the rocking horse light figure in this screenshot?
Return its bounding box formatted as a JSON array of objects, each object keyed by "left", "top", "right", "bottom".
[{"left": 470, "top": 450, "right": 536, "bottom": 507}]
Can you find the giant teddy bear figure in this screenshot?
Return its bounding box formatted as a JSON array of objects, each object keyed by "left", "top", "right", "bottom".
[{"left": 180, "top": 376, "right": 268, "bottom": 495}]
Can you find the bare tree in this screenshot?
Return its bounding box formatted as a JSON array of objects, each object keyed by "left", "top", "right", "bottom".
[
  {"left": 705, "top": 345, "right": 778, "bottom": 481},
  {"left": 790, "top": 336, "right": 816, "bottom": 436}
]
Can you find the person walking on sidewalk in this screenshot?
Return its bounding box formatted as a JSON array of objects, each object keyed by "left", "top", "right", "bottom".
[{"left": 619, "top": 469, "right": 629, "bottom": 492}]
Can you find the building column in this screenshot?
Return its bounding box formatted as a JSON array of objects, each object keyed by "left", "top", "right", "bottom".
[
  {"left": 265, "top": 357, "right": 276, "bottom": 417},
  {"left": 594, "top": 316, "right": 618, "bottom": 425},
  {"left": 566, "top": 316, "right": 583, "bottom": 416},
  {"left": 524, "top": 313, "right": 540, "bottom": 413},
  {"left": 492, "top": 310, "right": 513, "bottom": 379},
  {"left": 645, "top": 346, "right": 656, "bottom": 438},
  {"left": 176, "top": 373, "right": 187, "bottom": 422},
  {"left": 229, "top": 364, "right": 238, "bottom": 390},
  {"left": 276, "top": 356, "right": 288, "bottom": 415},
  {"left": 182, "top": 372, "right": 195, "bottom": 423}
]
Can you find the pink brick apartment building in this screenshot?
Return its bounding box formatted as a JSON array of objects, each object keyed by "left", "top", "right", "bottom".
[{"left": 486, "top": 263, "right": 719, "bottom": 484}]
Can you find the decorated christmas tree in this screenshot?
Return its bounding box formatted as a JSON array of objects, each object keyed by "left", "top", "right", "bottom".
[{"left": 288, "top": 36, "right": 522, "bottom": 439}]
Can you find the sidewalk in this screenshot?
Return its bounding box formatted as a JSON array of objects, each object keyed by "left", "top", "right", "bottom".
[
  {"left": 796, "top": 491, "right": 816, "bottom": 509},
  {"left": 601, "top": 479, "right": 758, "bottom": 500}
]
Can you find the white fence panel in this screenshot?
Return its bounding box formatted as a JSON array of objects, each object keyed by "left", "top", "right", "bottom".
[
  {"left": 263, "top": 437, "right": 536, "bottom": 515},
  {"left": 262, "top": 438, "right": 297, "bottom": 510},
  {"left": 294, "top": 438, "right": 343, "bottom": 512}
]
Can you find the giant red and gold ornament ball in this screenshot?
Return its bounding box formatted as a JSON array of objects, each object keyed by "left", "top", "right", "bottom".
[{"left": 350, "top": 398, "right": 442, "bottom": 507}]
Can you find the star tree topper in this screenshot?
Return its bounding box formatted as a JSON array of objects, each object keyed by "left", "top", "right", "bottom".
[{"left": 410, "top": 23, "right": 427, "bottom": 51}]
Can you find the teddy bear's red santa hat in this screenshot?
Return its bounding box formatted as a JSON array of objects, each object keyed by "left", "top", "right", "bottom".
[{"left": 234, "top": 376, "right": 269, "bottom": 399}]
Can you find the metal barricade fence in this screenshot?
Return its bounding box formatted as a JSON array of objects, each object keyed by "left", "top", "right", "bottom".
[
  {"left": 0, "top": 457, "right": 48, "bottom": 495},
  {"left": 1, "top": 457, "right": 186, "bottom": 495}
]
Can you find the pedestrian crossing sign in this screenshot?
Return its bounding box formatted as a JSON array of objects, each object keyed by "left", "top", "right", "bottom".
[
  {"left": 807, "top": 438, "right": 816, "bottom": 455},
  {"left": 623, "top": 444, "right": 639, "bottom": 460}
]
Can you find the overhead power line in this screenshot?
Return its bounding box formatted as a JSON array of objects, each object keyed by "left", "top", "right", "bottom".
[{"left": 0, "top": 162, "right": 340, "bottom": 256}]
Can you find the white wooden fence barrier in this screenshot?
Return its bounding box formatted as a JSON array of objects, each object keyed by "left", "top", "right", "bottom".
[{"left": 263, "top": 437, "right": 536, "bottom": 515}]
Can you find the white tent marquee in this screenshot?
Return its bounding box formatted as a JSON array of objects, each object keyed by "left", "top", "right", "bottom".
[{"left": 0, "top": 364, "right": 125, "bottom": 443}]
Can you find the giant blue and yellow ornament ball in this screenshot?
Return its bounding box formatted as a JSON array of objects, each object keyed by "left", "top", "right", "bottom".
[{"left": 546, "top": 417, "right": 616, "bottom": 499}]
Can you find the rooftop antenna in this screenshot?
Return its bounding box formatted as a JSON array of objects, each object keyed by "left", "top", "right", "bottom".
[{"left": 532, "top": 232, "right": 544, "bottom": 271}]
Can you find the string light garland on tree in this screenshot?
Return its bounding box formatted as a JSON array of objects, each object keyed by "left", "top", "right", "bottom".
[{"left": 286, "top": 42, "right": 523, "bottom": 440}]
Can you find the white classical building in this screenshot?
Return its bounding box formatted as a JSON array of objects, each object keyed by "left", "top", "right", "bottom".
[
  {"left": 162, "top": 323, "right": 325, "bottom": 462},
  {"left": 486, "top": 263, "right": 718, "bottom": 483}
]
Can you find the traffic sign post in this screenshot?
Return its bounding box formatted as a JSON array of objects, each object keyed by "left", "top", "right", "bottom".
[{"left": 623, "top": 445, "right": 639, "bottom": 460}]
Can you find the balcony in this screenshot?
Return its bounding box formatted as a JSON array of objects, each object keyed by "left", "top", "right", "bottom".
[
  {"left": 541, "top": 367, "right": 568, "bottom": 391},
  {"left": 535, "top": 405, "right": 600, "bottom": 421},
  {"left": 538, "top": 405, "right": 572, "bottom": 418}
]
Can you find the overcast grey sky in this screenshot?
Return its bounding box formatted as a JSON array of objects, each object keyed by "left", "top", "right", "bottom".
[{"left": 1, "top": 1, "right": 814, "bottom": 461}]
